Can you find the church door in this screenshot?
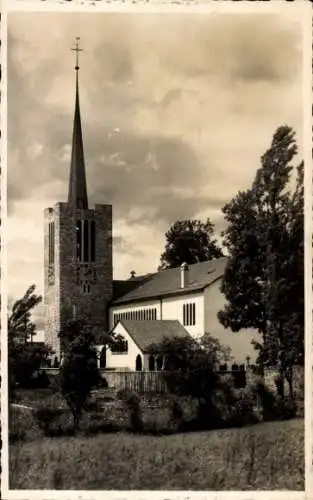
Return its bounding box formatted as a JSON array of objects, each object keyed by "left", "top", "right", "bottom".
[
  {"left": 156, "top": 355, "right": 163, "bottom": 371},
  {"left": 136, "top": 354, "right": 142, "bottom": 371},
  {"left": 148, "top": 355, "right": 155, "bottom": 371}
]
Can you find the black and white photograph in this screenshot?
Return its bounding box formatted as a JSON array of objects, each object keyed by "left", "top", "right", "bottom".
[{"left": 2, "top": 5, "right": 310, "bottom": 495}]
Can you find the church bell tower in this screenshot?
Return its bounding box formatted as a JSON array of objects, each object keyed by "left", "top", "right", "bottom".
[{"left": 44, "top": 38, "right": 113, "bottom": 361}]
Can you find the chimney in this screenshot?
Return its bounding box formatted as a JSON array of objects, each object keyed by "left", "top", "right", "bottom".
[
  {"left": 180, "top": 262, "right": 189, "bottom": 288},
  {"left": 130, "top": 270, "right": 136, "bottom": 279}
]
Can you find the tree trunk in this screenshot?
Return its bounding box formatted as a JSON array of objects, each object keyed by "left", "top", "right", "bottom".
[
  {"left": 285, "top": 366, "right": 294, "bottom": 400},
  {"left": 73, "top": 411, "right": 80, "bottom": 432}
]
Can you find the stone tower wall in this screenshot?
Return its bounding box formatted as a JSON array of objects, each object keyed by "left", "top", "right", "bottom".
[
  {"left": 44, "top": 206, "right": 61, "bottom": 359},
  {"left": 44, "top": 201, "right": 113, "bottom": 360}
]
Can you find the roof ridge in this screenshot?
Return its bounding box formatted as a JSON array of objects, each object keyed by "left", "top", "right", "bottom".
[{"left": 112, "top": 257, "right": 228, "bottom": 305}]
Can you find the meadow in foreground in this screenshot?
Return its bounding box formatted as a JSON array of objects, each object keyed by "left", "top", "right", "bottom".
[{"left": 10, "top": 418, "right": 303, "bottom": 490}]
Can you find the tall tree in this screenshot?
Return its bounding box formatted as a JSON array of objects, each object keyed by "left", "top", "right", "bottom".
[
  {"left": 59, "top": 320, "right": 101, "bottom": 430},
  {"left": 8, "top": 284, "right": 42, "bottom": 343},
  {"left": 59, "top": 317, "right": 124, "bottom": 430},
  {"left": 159, "top": 218, "right": 223, "bottom": 270},
  {"left": 218, "top": 126, "right": 304, "bottom": 396},
  {"left": 8, "top": 285, "right": 51, "bottom": 395}
]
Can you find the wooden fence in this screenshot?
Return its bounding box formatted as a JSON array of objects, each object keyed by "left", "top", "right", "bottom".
[
  {"left": 100, "top": 369, "right": 247, "bottom": 394},
  {"left": 100, "top": 370, "right": 168, "bottom": 393},
  {"left": 42, "top": 368, "right": 247, "bottom": 394}
]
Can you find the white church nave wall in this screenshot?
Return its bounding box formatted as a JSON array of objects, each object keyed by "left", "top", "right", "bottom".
[
  {"left": 104, "top": 322, "right": 146, "bottom": 371},
  {"left": 109, "top": 291, "right": 204, "bottom": 338},
  {"left": 203, "top": 279, "right": 262, "bottom": 365}
]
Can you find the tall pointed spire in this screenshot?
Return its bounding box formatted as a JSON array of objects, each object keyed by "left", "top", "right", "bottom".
[{"left": 68, "top": 37, "right": 88, "bottom": 209}]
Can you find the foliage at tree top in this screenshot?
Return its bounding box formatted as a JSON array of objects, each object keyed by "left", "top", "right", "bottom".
[
  {"left": 159, "top": 218, "right": 223, "bottom": 270},
  {"left": 8, "top": 284, "right": 42, "bottom": 343},
  {"left": 148, "top": 332, "right": 232, "bottom": 373}
]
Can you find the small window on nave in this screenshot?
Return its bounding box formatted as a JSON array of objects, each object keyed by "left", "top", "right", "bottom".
[{"left": 183, "top": 302, "right": 196, "bottom": 326}]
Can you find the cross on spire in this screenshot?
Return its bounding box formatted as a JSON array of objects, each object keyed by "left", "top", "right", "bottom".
[{"left": 71, "top": 36, "right": 83, "bottom": 71}]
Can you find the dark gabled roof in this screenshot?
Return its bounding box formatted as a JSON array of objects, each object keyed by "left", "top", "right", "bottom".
[
  {"left": 112, "top": 274, "right": 155, "bottom": 301},
  {"left": 118, "top": 319, "right": 191, "bottom": 353},
  {"left": 112, "top": 257, "right": 227, "bottom": 305}
]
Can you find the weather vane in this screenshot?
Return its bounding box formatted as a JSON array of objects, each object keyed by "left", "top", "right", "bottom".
[{"left": 71, "top": 37, "right": 83, "bottom": 71}]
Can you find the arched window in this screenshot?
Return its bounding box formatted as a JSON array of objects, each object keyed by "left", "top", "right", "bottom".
[
  {"left": 156, "top": 356, "right": 163, "bottom": 371},
  {"left": 100, "top": 347, "right": 107, "bottom": 369},
  {"left": 149, "top": 355, "right": 155, "bottom": 371},
  {"left": 136, "top": 355, "right": 142, "bottom": 372},
  {"left": 163, "top": 355, "right": 169, "bottom": 370}
]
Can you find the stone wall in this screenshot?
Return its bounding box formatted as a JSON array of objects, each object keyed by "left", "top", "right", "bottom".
[
  {"left": 245, "top": 365, "right": 304, "bottom": 400},
  {"left": 263, "top": 366, "right": 304, "bottom": 399}
]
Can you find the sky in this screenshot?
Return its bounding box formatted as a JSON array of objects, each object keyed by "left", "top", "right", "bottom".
[{"left": 7, "top": 11, "right": 304, "bottom": 330}]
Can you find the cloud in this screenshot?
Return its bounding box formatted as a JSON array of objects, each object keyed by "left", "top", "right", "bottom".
[{"left": 7, "top": 11, "right": 304, "bottom": 308}]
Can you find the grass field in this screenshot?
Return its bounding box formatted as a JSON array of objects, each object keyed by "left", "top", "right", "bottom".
[{"left": 9, "top": 418, "right": 303, "bottom": 490}]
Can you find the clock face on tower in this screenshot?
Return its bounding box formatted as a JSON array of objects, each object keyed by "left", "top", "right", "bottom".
[{"left": 76, "top": 264, "right": 96, "bottom": 284}]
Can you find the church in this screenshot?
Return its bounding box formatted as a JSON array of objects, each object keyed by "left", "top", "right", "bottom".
[{"left": 44, "top": 41, "right": 260, "bottom": 371}]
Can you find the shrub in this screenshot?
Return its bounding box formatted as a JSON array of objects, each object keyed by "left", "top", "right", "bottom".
[
  {"left": 169, "top": 396, "right": 184, "bottom": 429},
  {"left": 250, "top": 378, "right": 297, "bottom": 422},
  {"left": 35, "top": 408, "right": 73, "bottom": 436},
  {"left": 250, "top": 378, "right": 276, "bottom": 420},
  {"left": 123, "top": 392, "right": 144, "bottom": 433},
  {"left": 204, "top": 374, "right": 237, "bottom": 428},
  {"left": 80, "top": 412, "right": 120, "bottom": 435},
  {"left": 49, "top": 373, "right": 61, "bottom": 392},
  {"left": 230, "top": 387, "right": 261, "bottom": 427},
  {"left": 32, "top": 370, "right": 51, "bottom": 389},
  {"left": 167, "top": 395, "right": 199, "bottom": 431},
  {"left": 83, "top": 400, "right": 103, "bottom": 413},
  {"left": 264, "top": 397, "right": 297, "bottom": 422},
  {"left": 9, "top": 406, "right": 41, "bottom": 443},
  {"left": 143, "top": 408, "right": 173, "bottom": 435}
]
